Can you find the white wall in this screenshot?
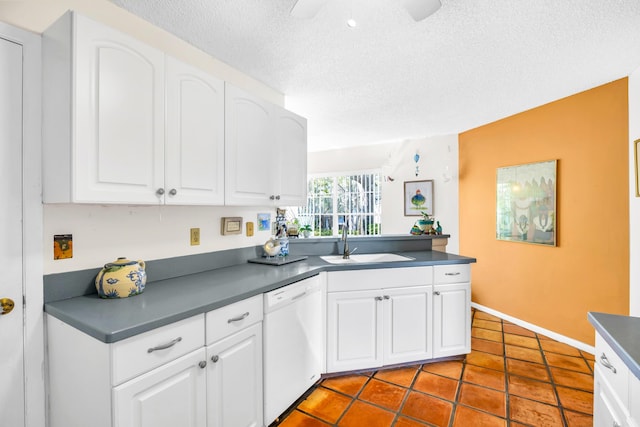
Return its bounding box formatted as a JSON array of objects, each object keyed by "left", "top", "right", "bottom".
[
  {"left": 44, "top": 205, "right": 279, "bottom": 274},
  {"left": 629, "top": 68, "right": 640, "bottom": 316},
  {"left": 308, "top": 135, "right": 460, "bottom": 254}
]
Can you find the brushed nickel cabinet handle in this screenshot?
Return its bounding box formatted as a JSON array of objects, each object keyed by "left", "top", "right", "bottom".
[
  {"left": 156, "top": 188, "right": 165, "bottom": 196},
  {"left": 169, "top": 188, "right": 177, "bottom": 196},
  {"left": 228, "top": 312, "right": 250, "bottom": 323},
  {"left": 198, "top": 361, "right": 207, "bottom": 369},
  {"left": 445, "top": 272, "right": 461, "bottom": 276},
  {"left": 211, "top": 355, "right": 219, "bottom": 363},
  {"left": 147, "top": 337, "right": 182, "bottom": 353},
  {"left": 600, "top": 353, "right": 617, "bottom": 374},
  {"left": 374, "top": 296, "right": 383, "bottom": 301},
  {"left": 434, "top": 291, "right": 441, "bottom": 296}
]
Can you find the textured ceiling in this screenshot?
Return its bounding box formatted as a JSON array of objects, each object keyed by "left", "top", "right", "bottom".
[{"left": 109, "top": 0, "right": 640, "bottom": 152}]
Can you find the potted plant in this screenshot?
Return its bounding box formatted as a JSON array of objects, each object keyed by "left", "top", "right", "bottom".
[{"left": 300, "top": 224, "right": 313, "bottom": 238}]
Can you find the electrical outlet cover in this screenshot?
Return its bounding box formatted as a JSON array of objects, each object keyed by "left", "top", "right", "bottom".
[
  {"left": 190, "top": 228, "right": 200, "bottom": 245},
  {"left": 246, "top": 222, "right": 254, "bottom": 236}
]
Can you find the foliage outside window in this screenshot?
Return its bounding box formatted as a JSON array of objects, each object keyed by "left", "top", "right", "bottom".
[{"left": 290, "top": 172, "right": 382, "bottom": 237}]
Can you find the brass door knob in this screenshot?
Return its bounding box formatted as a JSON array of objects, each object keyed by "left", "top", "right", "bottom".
[{"left": 1, "top": 298, "right": 15, "bottom": 315}]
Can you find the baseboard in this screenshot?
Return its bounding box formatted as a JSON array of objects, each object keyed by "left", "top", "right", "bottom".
[{"left": 471, "top": 302, "right": 595, "bottom": 355}]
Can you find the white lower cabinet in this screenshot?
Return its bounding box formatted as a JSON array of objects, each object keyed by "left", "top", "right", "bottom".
[
  {"left": 206, "top": 323, "right": 263, "bottom": 427},
  {"left": 326, "top": 265, "right": 471, "bottom": 374},
  {"left": 113, "top": 349, "right": 207, "bottom": 427}
]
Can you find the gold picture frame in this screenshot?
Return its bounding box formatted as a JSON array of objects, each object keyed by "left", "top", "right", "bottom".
[
  {"left": 496, "top": 160, "right": 557, "bottom": 246},
  {"left": 221, "top": 217, "right": 242, "bottom": 235},
  {"left": 635, "top": 139, "right": 640, "bottom": 197}
]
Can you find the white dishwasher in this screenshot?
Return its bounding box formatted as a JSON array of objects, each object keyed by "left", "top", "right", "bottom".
[{"left": 263, "top": 275, "right": 323, "bottom": 425}]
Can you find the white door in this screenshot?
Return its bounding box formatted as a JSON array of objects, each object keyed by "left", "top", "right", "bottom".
[
  {"left": 165, "top": 56, "right": 225, "bottom": 205},
  {"left": 113, "top": 349, "right": 207, "bottom": 427},
  {"left": 326, "top": 290, "right": 383, "bottom": 373},
  {"left": 433, "top": 283, "right": 471, "bottom": 358},
  {"left": 383, "top": 286, "right": 433, "bottom": 365},
  {"left": 206, "top": 323, "right": 263, "bottom": 427},
  {"left": 74, "top": 14, "right": 165, "bottom": 204},
  {"left": 274, "top": 107, "right": 308, "bottom": 206},
  {"left": 224, "top": 83, "right": 275, "bottom": 205},
  {"left": 0, "top": 35, "right": 25, "bottom": 427}
]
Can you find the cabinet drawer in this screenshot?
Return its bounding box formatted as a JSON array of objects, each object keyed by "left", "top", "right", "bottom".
[
  {"left": 434, "top": 264, "right": 470, "bottom": 284},
  {"left": 327, "top": 267, "right": 433, "bottom": 292},
  {"left": 595, "top": 332, "right": 630, "bottom": 408},
  {"left": 111, "top": 314, "right": 205, "bottom": 386},
  {"left": 206, "top": 294, "right": 263, "bottom": 344}
]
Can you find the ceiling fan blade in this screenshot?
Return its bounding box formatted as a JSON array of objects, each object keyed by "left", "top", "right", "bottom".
[
  {"left": 402, "top": 0, "right": 442, "bottom": 21},
  {"left": 290, "top": 0, "right": 327, "bottom": 19}
]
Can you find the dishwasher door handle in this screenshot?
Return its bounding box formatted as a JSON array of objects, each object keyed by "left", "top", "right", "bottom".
[{"left": 292, "top": 291, "right": 307, "bottom": 301}]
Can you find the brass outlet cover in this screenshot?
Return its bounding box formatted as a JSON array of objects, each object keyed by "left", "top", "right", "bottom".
[
  {"left": 190, "top": 228, "right": 200, "bottom": 245},
  {"left": 246, "top": 222, "right": 254, "bottom": 236}
]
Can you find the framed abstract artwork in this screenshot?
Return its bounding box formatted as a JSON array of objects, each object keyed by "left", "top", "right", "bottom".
[
  {"left": 496, "top": 160, "right": 557, "bottom": 246},
  {"left": 404, "top": 180, "right": 434, "bottom": 216}
]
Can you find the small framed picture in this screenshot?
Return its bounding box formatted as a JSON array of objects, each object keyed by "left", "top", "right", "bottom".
[
  {"left": 257, "top": 213, "right": 271, "bottom": 231},
  {"left": 221, "top": 217, "right": 242, "bottom": 235},
  {"left": 404, "top": 180, "right": 434, "bottom": 216}
]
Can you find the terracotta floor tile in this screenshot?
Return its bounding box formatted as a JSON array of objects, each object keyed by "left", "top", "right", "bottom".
[
  {"left": 545, "top": 353, "right": 592, "bottom": 374},
  {"left": 473, "top": 319, "right": 503, "bottom": 331},
  {"left": 502, "top": 324, "right": 536, "bottom": 338},
  {"left": 298, "top": 387, "right": 352, "bottom": 423},
  {"left": 550, "top": 367, "right": 594, "bottom": 392},
  {"left": 452, "top": 405, "right": 507, "bottom": 427},
  {"left": 321, "top": 374, "right": 368, "bottom": 396},
  {"left": 508, "top": 375, "right": 557, "bottom": 405},
  {"left": 474, "top": 312, "right": 502, "bottom": 322},
  {"left": 506, "top": 358, "right": 550, "bottom": 381},
  {"left": 472, "top": 337, "right": 504, "bottom": 356},
  {"left": 556, "top": 386, "right": 593, "bottom": 415},
  {"left": 505, "top": 345, "right": 544, "bottom": 364},
  {"left": 422, "top": 360, "right": 463, "bottom": 380},
  {"left": 359, "top": 379, "right": 407, "bottom": 411},
  {"left": 462, "top": 364, "right": 505, "bottom": 391},
  {"left": 580, "top": 351, "right": 595, "bottom": 361},
  {"left": 472, "top": 328, "right": 503, "bottom": 342},
  {"left": 413, "top": 371, "right": 459, "bottom": 401},
  {"left": 338, "top": 400, "right": 395, "bottom": 427},
  {"left": 401, "top": 391, "right": 453, "bottom": 426},
  {"left": 509, "top": 396, "right": 564, "bottom": 427},
  {"left": 374, "top": 366, "right": 418, "bottom": 388},
  {"left": 278, "top": 410, "right": 331, "bottom": 427},
  {"left": 503, "top": 333, "right": 539, "bottom": 349},
  {"left": 466, "top": 351, "right": 505, "bottom": 371},
  {"left": 393, "top": 416, "right": 429, "bottom": 427},
  {"left": 537, "top": 333, "right": 555, "bottom": 341},
  {"left": 540, "top": 340, "right": 583, "bottom": 357},
  {"left": 458, "top": 383, "right": 506, "bottom": 417},
  {"left": 564, "top": 409, "right": 594, "bottom": 427}
]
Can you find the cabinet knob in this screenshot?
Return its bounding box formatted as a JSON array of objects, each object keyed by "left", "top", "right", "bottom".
[
  {"left": 269, "top": 195, "right": 275, "bottom": 200},
  {"left": 198, "top": 361, "right": 207, "bottom": 369},
  {"left": 275, "top": 195, "right": 281, "bottom": 200},
  {"left": 156, "top": 188, "right": 165, "bottom": 196},
  {"left": 169, "top": 188, "right": 177, "bottom": 196},
  {"left": 383, "top": 295, "right": 390, "bottom": 300},
  {"left": 211, "top": 355, "right": 219, "bottom": 363},
  {"left": 434, "top": 291, "right": 441, "bottom": 296},
  {"left": 375, "top": 296, "right": 383, "bottom": 301}
]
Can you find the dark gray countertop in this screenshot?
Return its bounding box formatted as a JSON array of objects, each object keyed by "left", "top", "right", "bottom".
[
  {"left": 45, "top": 251, "right": 475, "bottom": 343},
  {"left": 588, "top": 312, "right": 640, "bottom": 379}
]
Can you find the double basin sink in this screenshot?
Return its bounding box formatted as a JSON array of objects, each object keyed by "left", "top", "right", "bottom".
[{"left": 320, "top": 253, "right": 415, "bottom": 264}]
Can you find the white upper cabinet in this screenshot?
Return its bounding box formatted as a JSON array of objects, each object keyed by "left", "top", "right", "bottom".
[
  {"left": 43, "top": 12, "right": 165, "bottom": 204},
  {"left": 165, "top": 57, "right": 225, "bottom": 205},
  {"left": 225, "top": 83, "right": 308, "bottom": 206}
]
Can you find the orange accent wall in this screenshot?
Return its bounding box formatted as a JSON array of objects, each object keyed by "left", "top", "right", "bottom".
[{"left": 459, "top": 78, "right": 629, "bottom": 345}]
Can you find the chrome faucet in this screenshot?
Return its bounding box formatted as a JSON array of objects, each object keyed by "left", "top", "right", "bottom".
[{"left": 342, "top": 224, "right": 357, "bottom": 259}]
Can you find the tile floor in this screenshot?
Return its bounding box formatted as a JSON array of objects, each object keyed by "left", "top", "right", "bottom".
[{"left": 274, "top": 309, "right": 594, "bottom": 427}]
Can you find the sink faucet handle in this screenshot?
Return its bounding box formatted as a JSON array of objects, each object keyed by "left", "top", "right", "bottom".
[{"left": 350, "top": 247, "right": 358, "bottom": 255}]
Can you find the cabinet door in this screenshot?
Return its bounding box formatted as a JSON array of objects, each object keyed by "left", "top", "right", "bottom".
[
  {"left": 327, "top": 290, "right": 383, "bottom": 373},
  {"left": 594, "top": 368, "right": 628, "bottom": 427},
  {"left": 113, "top": 348, "right": 207, "bottom": 427},
  {"left": 206, "top": 323, "right": 263, "bottom": 427},
  {"left": 225, "top": 83, "right": 275, "bottom": 205},
  {"left": 433, "top": 283, "right": 471, "bottom": 358},
  {"left": 165, "top": 57, "right": 225, "bottom": 205},
  {"left": 74, "top": 14, "right": 165, "bottom": 203},
  {"left": 274, "top": 107, "right": 307, "bottom": 206},
  {"left": 383, "top": 286, "right": 433, "bottom": 365}
]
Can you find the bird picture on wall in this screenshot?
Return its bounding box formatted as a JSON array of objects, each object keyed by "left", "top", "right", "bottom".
[{"left": 404, "top": 180, "right": 434, "bottom": 216}]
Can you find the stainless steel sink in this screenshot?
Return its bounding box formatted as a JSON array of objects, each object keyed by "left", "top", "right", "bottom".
[{"left": 320, "top": 253, "right": 415, "bottom": 264}]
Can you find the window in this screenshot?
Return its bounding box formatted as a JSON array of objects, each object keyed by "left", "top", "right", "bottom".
[{"left": 293, "top": 172, "right": 382, "bottom": 237}]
